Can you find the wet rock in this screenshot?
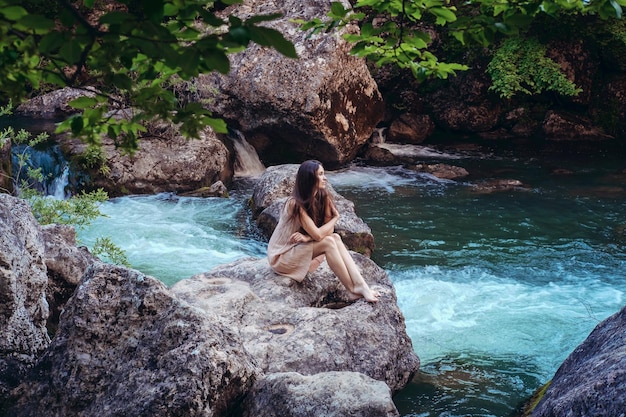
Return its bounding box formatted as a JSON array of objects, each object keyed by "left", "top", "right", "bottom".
[
  {"left": 387, "top": 113, "right": 435, "bottom": 144},
  {"left": 413, "top": 163, "right": 469, "bottom": 180},
  {"left": 243, "top": 371, "right": 400, "bottom": 417},
  {"left": 362, "top": 143, "right": 398, "bottom": 165},
  {"left": 470, "top": 179, "right": 529, "bottom": 194},
  {"left": 172, "top": 255, "right": 420, "bottom": 394},
  {"left": 194, "top": 0, "right": 383, "bottom": 167},
  {"left": 179, "top": 181, "right": 230, "bottom": 198},
  {"left": 532, "top": 305, "right": 626, "bottom": 417},
  {"left": 251, "top": 164, "right": 375, "bottom": 256}
]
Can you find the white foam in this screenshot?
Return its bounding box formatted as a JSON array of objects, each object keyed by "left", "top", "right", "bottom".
[{"left": 392, "top": 266, "right": 624, "bottom": 377}]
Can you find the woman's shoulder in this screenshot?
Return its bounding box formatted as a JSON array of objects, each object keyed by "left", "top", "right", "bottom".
[{"left": 283, "top": 197, "right": 298, "bottom": 214}]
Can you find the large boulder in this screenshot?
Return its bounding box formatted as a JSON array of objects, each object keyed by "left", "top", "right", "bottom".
[
  {"left": 60, "top": 119, "right": 232, "bottom": 196},
  {"left": 194, "top": 0, "right": 384, "bottom": 168},
  {"left": 0, "top": 195, "right": 50, "bottom": 404},
  {"left": 172, "top": 255, "right": 420, "bottom": 394},
  {"left": 251, "top": 164, "right": 375, "bottom": 256},
  {"left": 243, "top": 371, "right": 400, "bottom": 417},
  {"left": 532, "top": 305, "right": 626, "bottom": 417},
  {"left": 7, "top": 263, "right": 258, "bottom": 417}
]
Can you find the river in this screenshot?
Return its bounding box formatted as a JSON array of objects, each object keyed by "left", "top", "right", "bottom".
[{"left": 76, "top": 142, "right": 626, "bottom": 416}]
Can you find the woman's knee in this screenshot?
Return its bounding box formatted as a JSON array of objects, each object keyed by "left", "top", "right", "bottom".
[
  {"left": 321, "top": 234, "right": 338, "bottom": 250},
  {"left": 331, "top": 233, "right": 342, "bottom": 243}
]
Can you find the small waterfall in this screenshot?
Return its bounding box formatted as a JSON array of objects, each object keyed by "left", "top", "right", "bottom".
[
  {"left": 12, "top": 143, "right": 71, "bottom": 199},
  {"left": 49, "top": 165, "right": 69, "bottom": 199},
  {"left": 231, "top": 130, "right": 265, "bottom": 177}
]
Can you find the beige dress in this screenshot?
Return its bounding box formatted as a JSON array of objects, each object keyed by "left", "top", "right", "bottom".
[{"left": 267, "top": 198, "right": 323, "bottom": 282}]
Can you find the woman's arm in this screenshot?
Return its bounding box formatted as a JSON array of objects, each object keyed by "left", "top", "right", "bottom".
[{"left": 299, "top": 201, "right": 339, "bottom": 242}]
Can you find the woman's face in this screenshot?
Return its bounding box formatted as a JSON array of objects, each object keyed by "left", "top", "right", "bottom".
[{"left": 315, "top": 165, "right": 327, "bottom": 191}]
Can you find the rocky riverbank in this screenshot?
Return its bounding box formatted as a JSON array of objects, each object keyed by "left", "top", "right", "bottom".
[{"left": 0, "top": 175, "right": 419, "bottom": 416}]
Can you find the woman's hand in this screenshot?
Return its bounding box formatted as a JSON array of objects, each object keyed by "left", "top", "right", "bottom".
[{"left": 289, "top": 231, "right": 310, "bottom": 244}]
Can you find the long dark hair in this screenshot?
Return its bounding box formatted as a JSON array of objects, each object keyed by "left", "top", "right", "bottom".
[{"left": 291, "top": 160, "right": 329, "bottom": 227}]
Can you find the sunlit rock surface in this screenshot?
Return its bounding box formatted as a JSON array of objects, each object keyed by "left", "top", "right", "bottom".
[{"left": 195, "top": 0, "right": 384, "bottom": 167}]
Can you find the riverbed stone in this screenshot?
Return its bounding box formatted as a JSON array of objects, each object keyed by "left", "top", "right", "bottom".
[
  {"left": 532, "top": 305, "right": 626, "bottom": 417},
  {"left": 60, "top": 119, "right": 232, "bottom": 196},
  {"left": 242, "top": 371, "right": 400, "bottom": 417},
  {"left": 193, "top": 0, "right": 384, "bottom": 168},
  {"left": 7, "top": 263, "right": 258, "bottom": 417},
  {"left": 251, "top": 164, "right": 375, "bottom": 256},
  {"left": 172, "top": 255, "right": 420, "bottom": 394}
]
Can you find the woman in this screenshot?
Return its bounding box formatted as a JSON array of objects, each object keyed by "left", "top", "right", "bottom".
[{"left": 267, "top": 160, "right": 379, "bottom": 302}]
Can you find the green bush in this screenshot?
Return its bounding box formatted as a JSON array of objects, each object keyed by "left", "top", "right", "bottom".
[{"left": 486, "top": 37, "right": 582, "bottom": 99}]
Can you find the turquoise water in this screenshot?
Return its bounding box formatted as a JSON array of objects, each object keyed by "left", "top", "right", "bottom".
[{"left": 77, "top": 147, "right": 626, "bottom": 416}]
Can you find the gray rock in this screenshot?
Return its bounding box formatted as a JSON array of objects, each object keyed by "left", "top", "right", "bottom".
[
  {"left": 60, "top": 120, "right": 232, "bottom": 196},
  {"left": 532, "top": 305, "right": 626, "bottom": 417},
  {"left": 251, "top": 164, "right": 375, "bottom": 256},
  {"left": 194, "top": 0, "right": 383, "bottom": 167},
  {"left": 41, "top": 224, "right": 98, "bottom": 336},
  {"left": 0, "top": 195, "right": 50, "bottom": 401},
  {"left": 15, "top": 87, "right": 96, "bottom": 118},
  {"left": 0, "top": 195, "right": 50, "bottom": 363},
  {"left": 243, "top": 371, "right": 400, "bottom": 417},
  {"left": 8, "top": 263, "right": 258, "bottom": 417},
  {"left": 172, "top": 255, "right": 420, "bottom": 394}
]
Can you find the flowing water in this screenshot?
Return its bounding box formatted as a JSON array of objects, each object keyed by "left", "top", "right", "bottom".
[{"left": 74, "top": 143, "right": 626, "bottom": 416}]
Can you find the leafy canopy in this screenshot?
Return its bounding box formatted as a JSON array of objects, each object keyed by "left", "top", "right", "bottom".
[
  {"left": 0, "top": 0, "right": 296, "bottom": 153},
  {"left": 300, "top": 0, "right": 626, "bottom": 83}
]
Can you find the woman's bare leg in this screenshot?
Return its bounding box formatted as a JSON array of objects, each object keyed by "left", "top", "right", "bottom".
[
  {"left": 330, "top": 234, "right": 379, "bottom": 302},
  {"left": 312, "top": 236, "right": 356, "bottom": 294},
  {"left": 312, "top": 235, "right": 378, "bottom": 302}
]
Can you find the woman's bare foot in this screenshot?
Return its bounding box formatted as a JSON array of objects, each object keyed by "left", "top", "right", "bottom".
[{"left": 351, "top": 284, "right": 379, "bottom": 303}]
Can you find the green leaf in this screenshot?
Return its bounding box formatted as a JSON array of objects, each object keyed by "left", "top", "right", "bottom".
[
  {"left": 17, "top": 14, "right": 54, "bottom": 33},
  {"left": 39, "top": 32, "right": 65, "bottom": 54},
  {"left": 0, "top": 6, "right": 27, "bottom": 20},
  {"left": 99, "top": 11, "right": 133, "bottom": 25},
  {"left": 59, "top": 39, "right": 83, "bottom": 65},
  {"left": 330, "top": 2, "right": 348, "bottom": 18},
  {"left": 70, "top": 116, "right": 84, "bottom": 135},
  {"left": 246, "top": 13, "right": 283, "bottom": 24},
  {"left": 84, "top": 0, "right": 95, "bottom": 7},
  {"left": 609, "top": 0, "right": 623, "bottom": 18},
  {"left": 69, "top": 96, "right": 98, "bottom": 110},
  {"left": 205, "top": 50, "right": 230, "bottom": 74},
  {"left": 140, "top": 0, "right": 164, "bottom": 22},
  {"left": 248, "top": 26, "right": 297, "bottom": 58},
  {"left": 430, "top": 7, "right": 457, "bottom": 25}
]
